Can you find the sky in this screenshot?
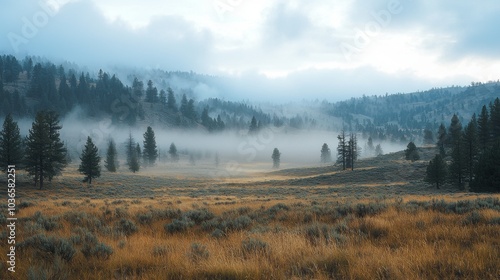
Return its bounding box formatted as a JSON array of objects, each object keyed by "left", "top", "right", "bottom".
[{"left": 1, "top": 0, "right": 500, "bottom": 101}]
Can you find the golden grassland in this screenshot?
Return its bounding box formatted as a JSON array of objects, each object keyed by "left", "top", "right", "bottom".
[
  {"left": 1, "top": 193, "right": 500, "bottom": 279},
  {"left": 1, "top": 152, "right": 500, "bottom": 280}
]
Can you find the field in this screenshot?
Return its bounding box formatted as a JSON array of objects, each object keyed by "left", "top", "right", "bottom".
[{"left": 1, "top": 149, "right": 500, "bottom": 279}]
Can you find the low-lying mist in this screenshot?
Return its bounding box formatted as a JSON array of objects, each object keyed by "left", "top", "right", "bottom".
[{"left": 11, "top": 111, "right": 407, "bottom": 177}]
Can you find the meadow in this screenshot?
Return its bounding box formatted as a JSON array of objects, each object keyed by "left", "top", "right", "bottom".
[{"left": 1, "top": 150, "right": 499, "bottom": 279}]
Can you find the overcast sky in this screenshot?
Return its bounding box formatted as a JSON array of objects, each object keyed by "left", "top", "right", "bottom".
[{"left": 1, "top": 0, "right": 500, "bottom": 101}]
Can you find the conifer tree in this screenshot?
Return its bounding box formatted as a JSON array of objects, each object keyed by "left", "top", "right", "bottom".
[
  {"left": 272, "top": 148, "right": 281, "bottom": 169},
  {"left": 477, "top": 105, "right": 490, "bottom": 152},
  {"left": 320, "top": 143, "right": 331, "bottom": 163},
  {"left": 470, "top": 141, "right": 500, "bottom": 193},
  {"left": 169, "top": 142, "right": 179, "bottom": 162},
  {"left": 126, "top": 133, "right": 140, "bottom": 173},
  {"left": 337, "top": 130, "right": 347, "bottom": 170},
  {"left": 0, "top": 113, "right": 24, "bottom": 170},
  {"left": 249, "top": 116, "right": 258, "bottom": 134},
  {"left": 448, "top": 116, "right": 465, "bottom": 190},
  {"left": 425, "top": 154, "right": 447, "bottom": 189},
  {"left": 104, "top": 139, "right": 118, "bottom": 172},
  {"left": 375, "top": 144, "right": 383, "bottom": 156},
  {"left": 437, "top": 123, "right": 447, "bottom": 156},
  {"left": 167, "top": 88, "right": 177, "bottom": 112},
  {"left": 25, "top": 111, "right": 66, "bottom": 189},
  {"left": 78, "top": 137, "right": 101, "bottom": 185},
  {"left": 462, "top": 114, "right": 479, "bottom": 185},
  {"left": 142, "top": 126, "right": 158, "bottom": 166},
  {"left": 405, "top": 142, "right": 420, "bottom": 161}
]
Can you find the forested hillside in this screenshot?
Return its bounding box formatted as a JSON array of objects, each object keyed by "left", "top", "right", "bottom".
[{"left": 1, "top": 54, "right": 498, "bottom": 141}]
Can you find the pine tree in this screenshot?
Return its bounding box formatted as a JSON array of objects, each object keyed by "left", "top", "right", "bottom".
[
  {"left": 320, "top": 143, "right": 331, "bottom": 163},
  {"left": 180, "top": 94, "right": 189, "bottom": 117},
  {"left": 132, "top": 77, "right": 144, "bottom": 98},
  {"left": 469, "top": 141, "right": 500, "bottom": 193},
  {"left": 423, "top": 129, "right": 434, "bottom": 145},
  {"left": 169, "top": 142, "right": 179, "bottom": 162},
  {"left": 449, "top": 116, "right": 465, "bottom": 190},
  {"left": 142, "top": 126, "right": 158, "bottom": 166},
  {"left": 272, "top": 148, "right": 281, "bottom": 169},
  {"left": 448, "top": 114, "right": 462, "bottom": 149},
  {"left": 425, "top": 154, "right": 447, "bottom": 189},
  {"left": 462, "top": 114, "right": 479, "bottom": 186},
  {"left": 405, "top": 142, "right": 420, "bottom": 161},
  {"left": 104, "top": 139, "right": 118, "bottom": 172},
  {"left": 45, "top": 111, "right": 67, "bottom": 181},
  {"left": 346, "top": 133, "right": 359, "bottom": 170},
  {"left": 437, "top": 123, "right": 447, "bottom": 156},
  {"left": 366, "top": 136, "right": 375, "bottom": 156},
  {"left": 375, "top": 144, "right": 383, "bottom": 156},
  {"left": 145, "top": 80, "right": 158, "bottom": 103},
  {"left": 78, "top": 137, "right": 101, "bottom": 185},
  {"left": 24, "top": 111, "right": 66, "bottom": 189},
  {"left": 0, "top": 113, "right": 24, "bottom": 170},
  {"left": 167, "top": 88, "right": 177, "bottom": 112},
  {"left": 477, "top": 105, "right": 490, "bottom": 152},
  {"left": 126, "top": 133, "right": 140, "bottom": 173},
  {"left": 159, "top": 89, "right": 167, "bottom": 105},
  {"left": 490, "top": 98, "right": 500, "bottom": 142},
  {"left": 337, "top": 130, "right": 347, "bottom": 170},
  {"left": 249, "top": 116, "right": 258, "bottom": 134}
]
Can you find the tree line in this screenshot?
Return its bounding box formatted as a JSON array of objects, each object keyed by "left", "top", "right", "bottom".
[{"left": 425, "top": 98, "right": 500, "bottom": 192}]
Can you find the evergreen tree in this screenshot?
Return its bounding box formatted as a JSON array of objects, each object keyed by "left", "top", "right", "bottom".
[
  {"left": 423, "top": 129, "right": 434, "bottom": 145},
  {"left": 132, "top": 77, "right": 144, "bottom": 98},
  {"left": 0, "top": 114, "right": 24, "bottom": 170},
  {"left": 169, "top": 143, "right": 179, "bottom": 162},
  {"left": 249, "top": 116, "right": 258, "bottom": 134},
  {"left": 180, "top": 94, "right": 189, "bottom": 117},
  {"left": 405, "top": 142, "right": 420, "bottom": 161},
  {"left": 159, "top": 89, "right": 167, "bottom": 105},
  {"left": 78, "top": 137, "right": 101, "bottom": 185},
  {"left": 375, "top": 144, "right": 383, "bottom": 156},
  {"left": 320, "top": 143, "right": 331, "bottom": 163},
  {"left": 201, "top": 107, "right": 213, "bottom": 131},
  {"left": 142, "top": 126, "right": 158, "bottom": 166},
  {"left": 470, "top": 141, "right": 500, "bottom": 193},
  {"left": 104, "top": 139, "right": 118, "bottom": 172},
  {"left": 337, "top": 130, "right": 347, "bottom": 170},
  {"left": 477, "top": 105, "right": 490, "bottom": 152},
  {"left": 448, "top": 116, "right": 465, "bottom": 190},
  {"left": 462, "top": 114, "right": 479, "bottom": 185},
  {"left": 166, "top": 88, "right": 177, "bottom": 112},
  {"left": 491, "top": 98, "right": 500, "bottom": 142},
  {"left": 272, "top": 148, "right": 281, "bottom": 169},
  {"left": 24, "top": 111, "right": 66, "bottom": 189},
  {"left": 425, "top": 154, "right": 447, "bottom": 189},
  {"left": 448, "top": 114, "right": 462, "bottom": 148},
  {"left": 126, "top": 133, "right": 140, "bottom": 173},
  {"left": 346, "top": 133, "right": 359, "bottom": 170},
  {"left": 366, "top": 136, "right": 375, "bottom": 156},
  {"left": 145, "top": 80, "right": 159, "bottom": 103},
  {"left": 187, "top": 99, "right": 197, "bottom": 120},
  {"left": 45, "top": 111, "right": 67, "bottom": 181},
  {"left": 437, "top": 123, "right": 447, "bottom": 156}
]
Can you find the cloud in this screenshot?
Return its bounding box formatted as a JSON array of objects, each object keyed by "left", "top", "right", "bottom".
[{"left": 0, "top": 0, "right": 214, "bottom": 72}]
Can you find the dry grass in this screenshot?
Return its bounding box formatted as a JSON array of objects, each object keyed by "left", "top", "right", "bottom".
[
  {"left": 1, "top": 150, "right": 499, "bottom": 279},
  {"left": 1, "top": 194, "right": 500, "bottom": 279}
]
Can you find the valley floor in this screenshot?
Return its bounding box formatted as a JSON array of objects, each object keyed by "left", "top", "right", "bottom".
[{"left": 1, "top": 150, "right": 499, "bottom": 279}]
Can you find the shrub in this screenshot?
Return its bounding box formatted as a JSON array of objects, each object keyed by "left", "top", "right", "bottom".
[
  {"left": 136, "top": 212, "right": 153, "bottom": 224},
  {"left": 18, "top": 234, "right": 76, "bottom": 262},
  {"left": 211, "top": 229, "right": 225, "bottom": 239},
  {"left": 152, "top": 245, "right": 169, "bottom": 257},
  {"left": 183, "top": 209, "right": 215, "bottom": 224},
  {"left": 305, "top": 223, "right": 332, "bottom": 245},
  {"left": 241, "top": 238, "right": 269, "bottom": 256},
  {"left": 115, "top": 219, "right": 138, "bottom": 236},
  {"left": 82, "top": 242, "right": 113, "bottom": 260},
  {"left": 165, "top": 218, "right": 194, "bottom": 234},
  {"left": 462, "top": 211, "right": 484, "bottom": 225}
]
